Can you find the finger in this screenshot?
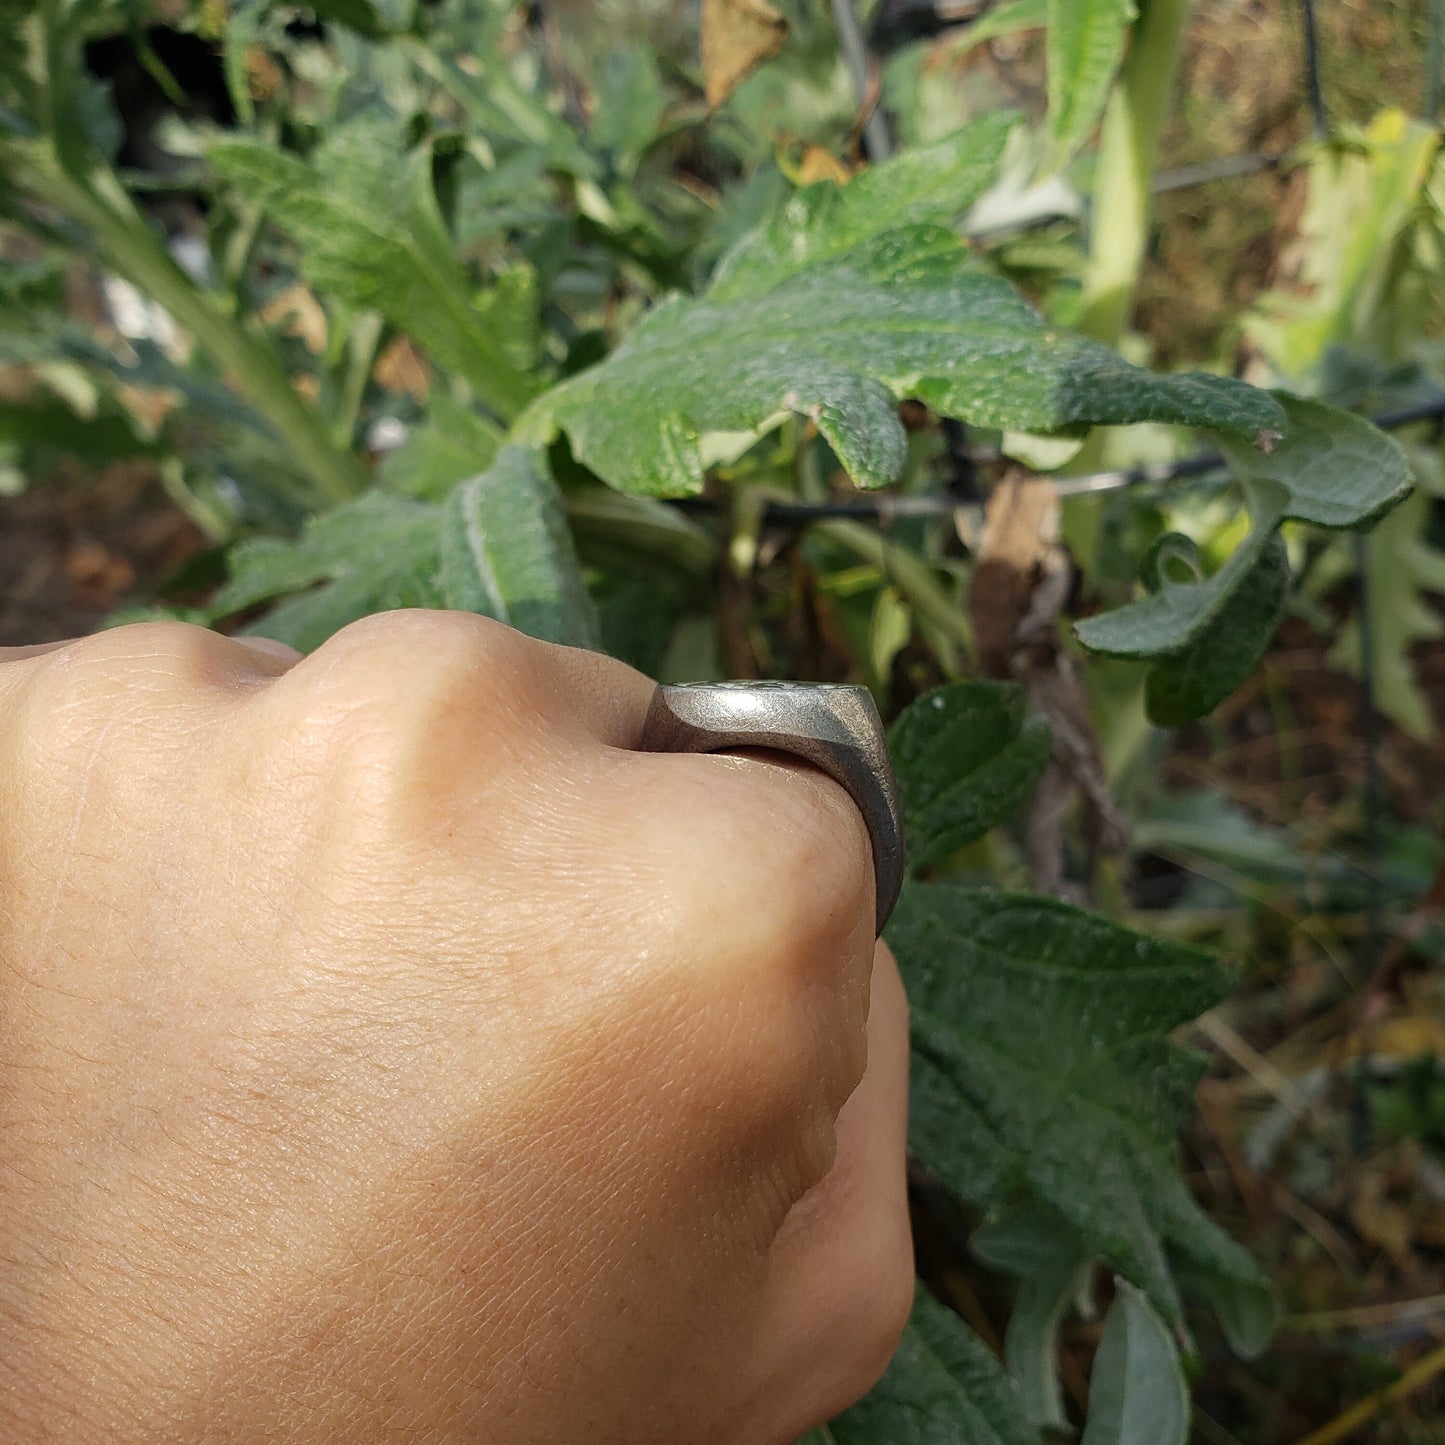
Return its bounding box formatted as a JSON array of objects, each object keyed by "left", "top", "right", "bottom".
[
  {"left": 748, "top": 941, "right": 914, "bottom": 1438},
  {"left": 0, "top": 640, "right": 76, "bottom": 663},
  {"left": 232, "top": 635, "right": 303, "bottom": 670}
]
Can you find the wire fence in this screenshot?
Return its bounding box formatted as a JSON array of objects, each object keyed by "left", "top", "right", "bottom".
[
  {"left": 680, "top": 0, "right": 1445, "bottom": 1009},
  {"left": 668, "top": 0, "right": 1445, "bottom": 533}
]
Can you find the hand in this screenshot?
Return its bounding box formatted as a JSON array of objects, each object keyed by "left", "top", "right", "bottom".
[{"left": 0, "top": 612, "right": 912, "bottom": 1443}]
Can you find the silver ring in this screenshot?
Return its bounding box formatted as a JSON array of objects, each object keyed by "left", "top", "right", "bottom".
[{"left": 637, "top": 682, "right": 904, "bottom": 935}]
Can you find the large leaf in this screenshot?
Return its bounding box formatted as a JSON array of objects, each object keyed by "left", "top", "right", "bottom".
[
  {"left": 710, "top": 113, "right": 1018, "bottom": 298},
  {"left": 212, "top": 448, "right": 595, "bottom": 651},
  {"left": 825, "top": 1289, "right": 1038, "bottom": 1445},
  {"left": 211, "top": 117, "right": 534, "bottom": 420},
  {"left": 888, "top": 882, "right": 1276, "bottom": 1342},
  {"left": 1046, "top": 0, "right": 1135, "bottom": 167},
  {"left": 518, "top": 129, "right": 1282, "bottom": 497},
  {"left": 438, "top": 447, "right": 599, "bottom": 645},
  {"left": 1079, "top": 1282, "right": 1189, "bottom": 1445},
  {"left": 888, "top": 680, "right": 1052, "bottom": 872},
  {"left": 1140, "top": 532, "right": 1292, "bottom": 727},
  {"left": 1075, "top": 394, "right": 1409, "bottom": 666}
]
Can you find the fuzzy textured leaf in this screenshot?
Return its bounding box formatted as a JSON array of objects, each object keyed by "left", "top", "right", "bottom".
[
  {"left": 826, "top": 1289, "right": 1037, "bottom": 1445},
  {"left": 972, "top": 1203, "right": 1092, "bottom": 1432},
  {"left": 519, "top": 133, "right": 1282, "bottom": 497},
  {"left": 1214, "top": 394, "right": 1411, "bottom": 531},
  {"left": 438, "top": 446, "right": 599, "bottom": 645},
  {"left": 1076, "top": 394, "right": 1408, "bottom": 662},
  {"left": 1142, "top": 533, "right": 1291, "bottom": 726},
  {"left": 889, "top": 680, "right": 1052, "bottom": 872},
  {"left": 211, "top": 118, "right": 533, "bottom": 419},
  {"left": 1080, "top": 1282, "right": 1189, "bottom": 1445},
  {"left": 710, "top": 114, "right": 1018, "bottom": 299},
  {"left": 888, "top": 882, "right": 1275, "bottom": 1341},
  {"left": 1046, "top": 0, "right": 1135, "bottom": 166},
  {"left": 213, "top": 449, "right": 594, "bottom": 651}
]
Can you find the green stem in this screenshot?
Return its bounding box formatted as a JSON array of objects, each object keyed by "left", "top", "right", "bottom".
[
  {"left": 1076, "top": 0, "right": 1194, "bottom": 346},
  {"left": 6, "top": 141, "right": 369, "bottom": 506},
  {"left": 814, "top": 517, "right": 975, "bottom": 664},
  {"left": 1428, "top": 0, "right": 1444, "bottom": 123},
  {"left": 331, "top": 311, "right": 386, "bottom": 451}
]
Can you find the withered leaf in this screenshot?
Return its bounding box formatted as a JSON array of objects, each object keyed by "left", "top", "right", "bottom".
[{"left": 701, "top": 0, "right": 789, "bottom": 107}]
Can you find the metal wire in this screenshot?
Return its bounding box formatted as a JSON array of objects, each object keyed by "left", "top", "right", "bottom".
[{"left": 667, "top": 394, "right": 1445, "bottom": 527}]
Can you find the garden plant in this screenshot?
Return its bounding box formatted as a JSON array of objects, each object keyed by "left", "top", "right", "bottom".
[{"left": 2, "top": 0, "right": 1444, "bottom": 1439}]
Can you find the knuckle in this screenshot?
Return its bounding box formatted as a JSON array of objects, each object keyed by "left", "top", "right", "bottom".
[
  {"left": 310, "top": 610, "right": 542, "bottom": 740},
  {"left": 3, "top": 623, "right": 229, "bottom": 767},
  {"left": 256, "top": 611, "right": 555, "bottom": 834}
]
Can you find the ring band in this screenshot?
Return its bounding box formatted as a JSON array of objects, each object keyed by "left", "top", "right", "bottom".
[{"left": 637, "top": 682, "right": 904, "bottom": 934}]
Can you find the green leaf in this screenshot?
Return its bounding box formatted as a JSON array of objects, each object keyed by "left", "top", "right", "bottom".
[
  {"left": 1075, "top": 394, "right": 1409, "bottom": 663},
  {"left": 1331, "top": 489, "right": 1445, "bottom": 740},
  {"left": 972, "top": 1203, "right": 1093, "bottom": 1432},
  {"left": 1214, "top": 394, "right": 1411, "bottom": 531},
  {"left": 380, "top": 395, "right": 504, "bottom": 501},
  {"left": 1046, "top": 0, "right": 1136, "bottom": 167},
  {"left": 438, "top": 446, "right": 598, "bottom": 647},
  {"left": 827, "top": 1289, "right": 1038, "bottom": 1445},
  {"left": 710, "top": 114, "right": 1018, "bottom": 300},
  {"left": 519, "top": 223, "right": 1283, "bottom": 497},
  {"left": 213, "top": 450, "right": 595, "bottom": 652},
  {"left": 888, "top": 882, "right": 1273, "bottom": 1340},
  {"left": 590, "top": 45, "right": 666, "bottom": 172},
  {"left": 210, "top": 117, "right": 533, "bottom": 421},
  {"left": 1079, "top": 1282, "right": 1189, "bottom": 1445},
  {"left": 888, "top": 681, "right": 1052, "bottom": 872},
  {"left": 1142, "top": 533, "right": 1291, "bottom": 727},
  {"left": 212, "top": 491, "right": 444, "bottom": 651},
  {"left": 303, "top": 0, "right": 390, "bottom": 38}
]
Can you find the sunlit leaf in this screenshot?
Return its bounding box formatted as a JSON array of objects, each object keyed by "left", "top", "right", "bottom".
[
  {"left": 1046, "top": 0, "right": 1135, "bottom": 167},
  {"left": 520, "top": 129, "right": 1282, "bottom": 497}
]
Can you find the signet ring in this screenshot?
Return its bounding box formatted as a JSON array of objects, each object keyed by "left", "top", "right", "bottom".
[{"left": 637, "top": 682, "right": 904, "bottom": 935}]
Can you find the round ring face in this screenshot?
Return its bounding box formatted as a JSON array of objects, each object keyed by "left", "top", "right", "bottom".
[{"left": 638, "top": 681, "right": 904, "bottom": 934}]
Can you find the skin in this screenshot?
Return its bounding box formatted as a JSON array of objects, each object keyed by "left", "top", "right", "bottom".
[{"left": 0, "top": 611, "right": 913, "bottom": 1443}]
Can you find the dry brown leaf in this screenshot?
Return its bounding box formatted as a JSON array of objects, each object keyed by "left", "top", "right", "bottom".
[
  {"left": 373, "top": 335, "right": 432, "bottom": 403},
  {"left": 1344, "top": 1015, "right": 1445, "bottom": 1062},
  {"left": 701, "top": 0, "right": 789, "bottom": 108},
  {"left": 258, "top": 282, "right": 327, "bottom": 355},
  {"left": 796, "top": 145, "right": 852, "bottom": 187},
  {"left": 1351, "top": 1172, "right": 1415, "bottom": 1267},
  {"left": 969, "top": 471, "right": 1124, "bottom": 896}
]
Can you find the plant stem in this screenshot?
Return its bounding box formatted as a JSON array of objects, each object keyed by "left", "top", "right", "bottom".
[
  {"left": 1428, "top": 0, "right": 1445, "bottom": 122},
  {"left": 5, "top": 141, "right": 369, "bottom": 506},
  {"left": 814, "top": 517, "right": 974, "bottom": 663},
  {"left": 1076, "top": 0, "right": 1194, "bottom": 346},
  {"left": 331, "top": 311, "right": 386, "bottom": 451}
]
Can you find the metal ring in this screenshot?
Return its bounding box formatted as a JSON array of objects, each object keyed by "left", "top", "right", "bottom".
[{"left": 637, "top": 682, "right": 904, "bottom": 935}]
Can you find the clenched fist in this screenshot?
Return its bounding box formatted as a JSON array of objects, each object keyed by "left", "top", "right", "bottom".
[{"left": 0, "top": 612, "right": 912, "bottom": 1443}]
